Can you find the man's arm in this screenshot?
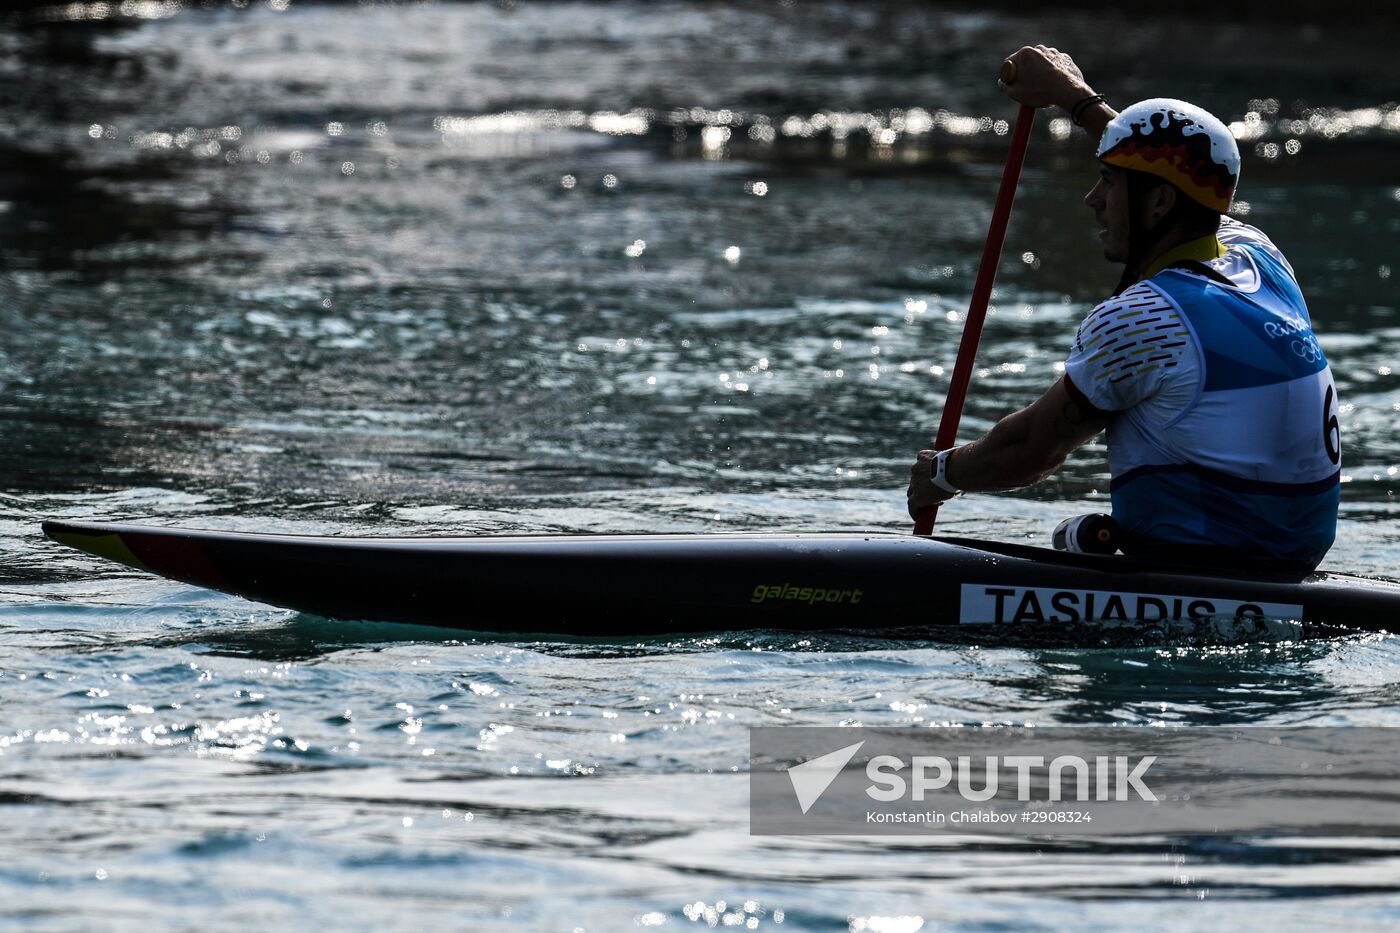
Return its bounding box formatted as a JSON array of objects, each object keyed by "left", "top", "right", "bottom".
[{"left": 907, "top": 377, "right": 1108, "bottom": 515}]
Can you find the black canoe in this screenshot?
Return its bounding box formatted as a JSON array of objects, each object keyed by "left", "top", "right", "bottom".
[{"left": 40, "top": 519, "right": 1400, "bottom": 642}]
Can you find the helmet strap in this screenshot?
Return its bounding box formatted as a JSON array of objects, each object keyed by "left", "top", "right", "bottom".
[{"left": 1113, "top": 173, "right": 1187, "bottom": 295}]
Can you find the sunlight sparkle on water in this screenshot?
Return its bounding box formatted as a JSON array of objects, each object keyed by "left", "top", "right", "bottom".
[
  {"left": 682, "top": 900, "right": 779, "bottom": 928},
  {"left": 40, "top": 1, "right": 181, "bottom": 20},
  {"left": 433, "top": 109, "right": 651, "bottom": 139}
]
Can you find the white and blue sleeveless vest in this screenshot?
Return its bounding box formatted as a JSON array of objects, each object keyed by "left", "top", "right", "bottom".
[{"left": 1108, "top": 244, "right": 1341, "bottom": 568}]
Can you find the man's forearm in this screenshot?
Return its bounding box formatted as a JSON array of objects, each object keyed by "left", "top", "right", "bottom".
[
  {"left": 941, "top": 377, "right": 1108, "bottom": 492},
  {"left": 908, "top": 379, "right": 1108, "bottom": 508},
  {"left": 944, "top": 410, "right": 1063, "bottom": 491}
]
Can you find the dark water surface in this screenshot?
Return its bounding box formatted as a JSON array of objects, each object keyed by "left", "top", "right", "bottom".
[{"left": 3, "top": 2, "right": 1400, "bottom": 929}]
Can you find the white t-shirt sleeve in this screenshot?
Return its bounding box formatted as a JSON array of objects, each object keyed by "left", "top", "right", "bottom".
[{"left": 1063, "top": 282, "right": 1194, "bottom": 413}]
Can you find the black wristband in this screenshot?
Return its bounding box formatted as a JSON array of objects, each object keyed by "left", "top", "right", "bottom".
[{"left": 1070, "top": 94, "right": 1108, "bottom": 127}]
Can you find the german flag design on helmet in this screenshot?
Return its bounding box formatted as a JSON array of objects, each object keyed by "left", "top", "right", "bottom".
[{"left": 1097, "top": 98, "right": 1240, "bottom": 214}]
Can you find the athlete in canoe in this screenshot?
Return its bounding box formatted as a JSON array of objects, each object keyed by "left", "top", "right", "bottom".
[{"left": 906, "top": 45, "right": 1341, "bottom": 571}]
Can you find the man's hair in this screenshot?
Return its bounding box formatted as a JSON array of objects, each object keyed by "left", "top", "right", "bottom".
[
  {"left": 1172, "top": 186, "right": 1224, "bottom": 237},
  {"left": 1152, "top": 179, "right": 1223, "bottom": 238}
]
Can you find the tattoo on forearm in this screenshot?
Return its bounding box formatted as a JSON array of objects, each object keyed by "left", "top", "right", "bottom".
[{"left": 1055, "top": 400, "right": 1089, "bottom": 439}]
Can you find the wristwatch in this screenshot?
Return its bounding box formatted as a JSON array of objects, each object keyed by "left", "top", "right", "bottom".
[{"left": 930, "top": 447, "right": 963, "bottom": 496}]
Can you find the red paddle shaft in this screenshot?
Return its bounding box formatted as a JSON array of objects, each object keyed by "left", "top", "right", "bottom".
[{"left": 913, "top": 99, "right": 1036, "bottom": 535}]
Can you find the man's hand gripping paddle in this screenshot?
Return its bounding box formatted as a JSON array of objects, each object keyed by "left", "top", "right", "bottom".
[{"left": 912, "top": 59, "right": 1036, "bottom": 536}]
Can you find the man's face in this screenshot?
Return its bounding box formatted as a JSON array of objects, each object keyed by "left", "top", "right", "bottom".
[{"left": 1084, "top": 165, "right": 1129, "bottom": 263}]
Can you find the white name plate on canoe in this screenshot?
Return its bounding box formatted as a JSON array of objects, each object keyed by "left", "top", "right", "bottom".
[{"left": 959, "top": 583, "right": 1303, "bottom": 626}]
